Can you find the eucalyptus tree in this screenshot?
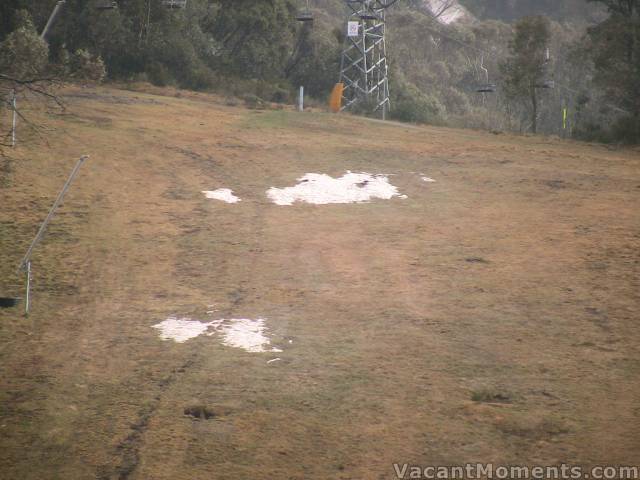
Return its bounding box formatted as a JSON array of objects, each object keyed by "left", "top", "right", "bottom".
[
  {"left": 500, "top": 15, "right": 552, "bottom": 133},
  {"left": 587, "top": 0, "right": 640, "bottom": 141}
]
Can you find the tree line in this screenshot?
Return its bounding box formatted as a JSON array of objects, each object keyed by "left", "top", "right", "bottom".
[{"left": 0, "top": 0, "right": 638, "bottom": 143}]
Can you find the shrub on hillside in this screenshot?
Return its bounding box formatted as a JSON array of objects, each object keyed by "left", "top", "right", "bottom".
[
  {"left": 146, "top": 61, "right": 174, "bottom": 87},
  {"left": 391, "top": 84, "right": 444, "bottom": 125},
  {"left": 442, "top": 86, "right": 472, "bottom": 115},
  {"left": 0, "top": 11, "right": 48, "bottom": 79},
  {"left": 610, "top": 116, "right": 640, "bottom": 144},
  {"left": 68, "top": 49, "right": 106, "bottom": 83}
]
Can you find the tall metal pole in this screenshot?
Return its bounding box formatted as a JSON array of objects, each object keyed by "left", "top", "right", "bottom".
[
  {"left": 299, "top": 86, "right": 304, "bottom": 112},
  {"left": 143, "top": 0, "right": 152, "bottom": 44},
  {"left": 40, "top": 1, "right": 66, "bottom": 41},
  {"left": 361, "top": 10, "right": 369, "bottom": 106},
  {"left": 11, "top": 90, "right": 16, "bottom": 147},
  {"left": 25, "top": 262, "right": 31, "bottom": 315}
]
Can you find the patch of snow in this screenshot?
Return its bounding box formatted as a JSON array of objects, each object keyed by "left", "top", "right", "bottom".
[
  {"left": 422, "top": 0, "right": 471, "bottom": 25},
  {"left": 153, "top": 316, "right": 213, "bottom": 343},
  {"left": 267, "top": 358, "right": 282, "bottom": 364},
  {"left": 218, "top": 318, "right": 282, "bottom": 353},
  {"left": 153, "top": 316, "right": 281, "bottom": 353},
  {"left": 202, "top": 189, "right": 241, "bottom": 203},
  {"left": 267, "top": 172, "right": 404, "bottom": 206},
  {"left": 421, "top": 176, "right": 436, "bottom": 183}
]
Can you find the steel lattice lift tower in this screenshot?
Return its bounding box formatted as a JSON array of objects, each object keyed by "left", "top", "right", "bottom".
[{"left": 338, "top": 0, "right": 398, "bottom": 118}]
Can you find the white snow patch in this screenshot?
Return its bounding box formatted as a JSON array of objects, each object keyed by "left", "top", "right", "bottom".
[
  {"left": 153, "top": 316, "right": 281, "bottom": 353},
  {"left": 423, "top": 0, "right": 471, "bottom": 24},
  {"left": 421, "top": 176, "right": 436, "bottom": 183},
  {"left": 202, "top": 188, "right": 241, "bottom": 203},
  {"left": 153, "top": 316, "right": 213, "bottom": 343},
  {"left": 217, "top": 318, "right": 282, "bottom": 353},
  {"left": 267, "top": 172, "right": 404, "bottom": 206}
]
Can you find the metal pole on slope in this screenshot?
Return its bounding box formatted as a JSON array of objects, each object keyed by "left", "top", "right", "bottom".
[
  {"left": 25, "top": 262, "right": 31, "bottom": 315},
  {"left": 299, "top": 86, "right": 304, "bottom": 112},
  {"left": 40, "top": 1, "right": 66, "bottom": 41},
  {"left": 18, "top": 155, "right": 89, "bottom": 312},
  {"left": 11, "top": 90, "right": 16, "bottom": 147},
  {"left": 18, "top": 155, "right": 89, "bottom": 272}
]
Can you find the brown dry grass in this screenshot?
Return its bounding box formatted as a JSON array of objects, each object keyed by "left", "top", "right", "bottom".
[{"left": 0, "top": 85, "right": 639, "bottom": 480}]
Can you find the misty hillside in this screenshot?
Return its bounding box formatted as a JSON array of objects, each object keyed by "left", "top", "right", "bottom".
[
  {"left": 1, "top": 0, "right": 638, "bottom": 143},
  {"left": 457, "top": 0, "right": 604, "bottom": 22}
]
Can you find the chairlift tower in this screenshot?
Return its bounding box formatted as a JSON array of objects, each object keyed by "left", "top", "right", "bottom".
[{"left": 338, "top": 0, "right": 398, "bottom": 118}]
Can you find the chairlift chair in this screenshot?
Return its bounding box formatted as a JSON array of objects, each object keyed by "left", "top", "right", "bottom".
[
  {"left": 296, "top": 0, "right": 314, "bottom": 22},
  {"left": 359, "top": 9, "right": 380, "bottom": 20},
  {"left": 475, "top": 55, "right": 496, "bottom": 94},
  {"left": 476, "top": 83, "right": 497, "bottom": 93},
  {"left": 536, "top": 80, "right": 555, "bottom": 89},
  {"left": 296, "top": 11, "right": 314, "bottom": 22},
  {"left": 356, "top": 0, "right": 380, "bottom": 20},
  {"left": 162, "top": 0, "right": 187, "bottom": 9},
  {"left": 95, "top": 1, "right": 117, "bottom": 10}
]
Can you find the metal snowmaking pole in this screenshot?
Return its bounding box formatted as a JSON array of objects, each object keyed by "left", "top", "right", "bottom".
[
  {"left": 18, "top": 155, "right": 89, "bottom": 314},
  {"left": 40, "top": 1, "right": 66, "bottom": 41},
  {"left": 299, "top": 86, "right": 305, "bottom": 112},
  {"left": 11, "top": 89, "right": 16, "bottom": 147}
]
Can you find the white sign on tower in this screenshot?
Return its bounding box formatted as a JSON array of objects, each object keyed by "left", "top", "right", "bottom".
[{"left": 347, "top": 21, "right": 360, "bottom": 37}]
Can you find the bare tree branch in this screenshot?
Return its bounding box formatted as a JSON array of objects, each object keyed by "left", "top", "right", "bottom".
[{"left": 0, "top": 72, "right": 66, "bottom": 157}]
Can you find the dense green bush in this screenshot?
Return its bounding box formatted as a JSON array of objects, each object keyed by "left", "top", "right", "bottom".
[
  {"left": 610, "top": 116, "right": 640, "bottom": 144},
  {"left": 67, "top": 48, "right": 106, "bottom": 82},
  {"left": 0, "top": 11, "right": 48, "bottom": 79},
  {"left": 146, "top": 61, "right": 173, "bottom": 87},
  {"left": 391, "top": 84, "right": 445, "bottom": 124}
]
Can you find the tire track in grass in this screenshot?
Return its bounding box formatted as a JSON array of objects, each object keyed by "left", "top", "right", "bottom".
[
  {"left": 108, "top": 137, "right": 271, "bottom": 479},
  {"left": 102, "top": 358, "right": 195, "bottom": 480}
]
